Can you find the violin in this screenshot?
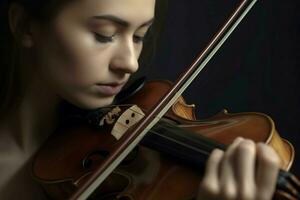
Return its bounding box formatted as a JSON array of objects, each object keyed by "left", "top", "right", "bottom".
[
  {"left": 31, "top": 0, "right": 300, "bottom": 199},
  {"left": 32, "top": 80, "right": 300, "bottom": 200}
]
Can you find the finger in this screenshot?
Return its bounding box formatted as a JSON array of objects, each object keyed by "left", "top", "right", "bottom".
[
  {"left": 255, "top": 143, "right": 281, "bottom": 200},
  {"left": 235, "top": 139, "right": 256, "bottom": 199},
  {"left": 199, "top": 148, "right": 224, "bottom": 199},
  {"left": 219, "top": 137, "right": 244, "bottom": 199}
]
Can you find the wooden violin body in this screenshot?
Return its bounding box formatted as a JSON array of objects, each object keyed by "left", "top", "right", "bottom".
[
  {"left": 124, "top": 80, "right": 295, "bottom": 170},
  {"left": 32, "top": 80, "right": 298, "bottom": 200}
]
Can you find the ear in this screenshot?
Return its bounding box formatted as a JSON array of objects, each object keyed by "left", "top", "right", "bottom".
[{"left": 8, "top": 3, "right": 35, "bottom": 48}]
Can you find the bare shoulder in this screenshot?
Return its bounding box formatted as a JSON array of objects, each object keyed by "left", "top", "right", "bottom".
[{"left": 0, "top": 125, "right": 47, "bottom": 199}]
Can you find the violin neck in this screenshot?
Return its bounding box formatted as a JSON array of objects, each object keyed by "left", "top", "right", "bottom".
[{"left": 141, "top": 119, "right": 226, "bottom": 168}]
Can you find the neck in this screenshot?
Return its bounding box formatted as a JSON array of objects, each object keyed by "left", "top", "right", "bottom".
[{"left": 4, "top": 77, "right": 61, "bottom": 153}]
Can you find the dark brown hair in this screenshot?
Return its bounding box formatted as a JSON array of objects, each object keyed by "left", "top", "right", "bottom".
[
  {"left": 0, "top": 0, "right": 168, "bottom": 117},
  {"left": 0, "top": 0, "right": 73, "bottom": 117}
]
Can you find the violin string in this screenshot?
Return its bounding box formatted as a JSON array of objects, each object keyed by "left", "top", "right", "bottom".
[
  {"left": 144, "top": 120, "right": 226, "bottom": 159},
  {"left": 147, "top": 129, "right": 212, "bottom": 156}
]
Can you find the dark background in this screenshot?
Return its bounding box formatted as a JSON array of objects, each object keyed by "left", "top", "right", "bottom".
[{"left": 141, "top": 0, "right": 299, "bottom": 175}]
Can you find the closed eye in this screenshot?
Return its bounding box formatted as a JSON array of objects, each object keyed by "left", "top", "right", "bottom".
[
  {"left": 133, "top": 35, "right": 145, "bottom": 44},
  {"left": 94, "top": 32, "right": 145, "bottom": 44},
  {"left": 94, "top": 33, "right": 114, "bottom": 43}
]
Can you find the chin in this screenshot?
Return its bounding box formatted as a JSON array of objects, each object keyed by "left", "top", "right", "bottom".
[{"left": 61, "top": 92, "right": 117, "bottom": 111}]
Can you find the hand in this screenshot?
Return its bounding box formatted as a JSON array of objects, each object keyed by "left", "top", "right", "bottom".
[{"left": 197, "top": 137, "right": 280, "bottom": 200}]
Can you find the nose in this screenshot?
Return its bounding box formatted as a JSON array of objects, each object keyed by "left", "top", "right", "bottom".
[{"left": 109, "top": 39, "right": 139, "bottom": 74}]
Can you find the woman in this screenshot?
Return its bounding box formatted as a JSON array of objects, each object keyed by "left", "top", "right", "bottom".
[{"left": 0, "top": 0, "right": 280, "bottom": 199}]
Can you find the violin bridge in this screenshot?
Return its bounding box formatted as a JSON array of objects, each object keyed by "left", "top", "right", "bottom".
[{"left": 111, "top": 105, "right": 145, "bottom": 140}]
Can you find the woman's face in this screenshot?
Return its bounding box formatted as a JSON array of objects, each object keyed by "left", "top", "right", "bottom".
[{"left": 30, "top": 0, "right": 155, "bottom": 109}]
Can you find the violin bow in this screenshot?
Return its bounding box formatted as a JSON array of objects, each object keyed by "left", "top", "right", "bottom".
[{"left": 69, "top": 0, "right": 260, "bottom": 199}]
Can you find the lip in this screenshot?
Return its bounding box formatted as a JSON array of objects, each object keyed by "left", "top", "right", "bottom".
[{"left": 95, "top": 83, "right": 125, "bottom": 96}]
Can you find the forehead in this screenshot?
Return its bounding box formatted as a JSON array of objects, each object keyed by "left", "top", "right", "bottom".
[{"left": 59, "top": 0, "right": 156, "bottom": 26}]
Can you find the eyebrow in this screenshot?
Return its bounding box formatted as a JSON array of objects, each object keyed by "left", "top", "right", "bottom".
[{"left": 92, "top": 15, "right": 154, "bottom": 28}]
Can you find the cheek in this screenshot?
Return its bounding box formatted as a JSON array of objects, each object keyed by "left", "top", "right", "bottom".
[
  {"left": 34, "top": 37, "right": 114, "bottom": 108},
  {"left": 36, "top": 29, "right": 109, "bottom": 89}
]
